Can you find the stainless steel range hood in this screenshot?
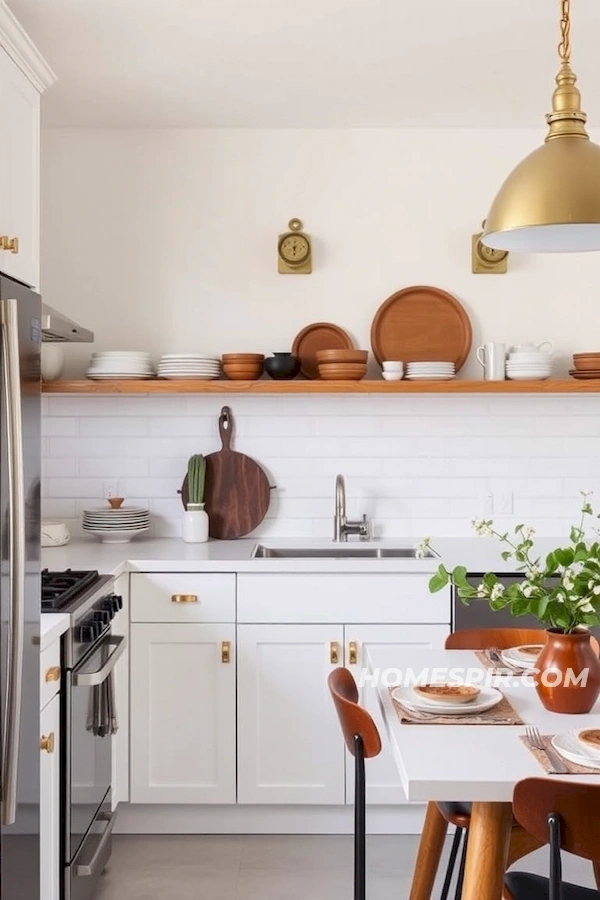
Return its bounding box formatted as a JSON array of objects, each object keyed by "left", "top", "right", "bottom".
[{"left": 41, "top": 305, "right": 94, "bottom": 343}]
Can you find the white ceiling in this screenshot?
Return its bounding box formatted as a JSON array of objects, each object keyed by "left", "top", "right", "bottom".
[{"left": 8, "top": 0, "right": 600, "bottom": 127}]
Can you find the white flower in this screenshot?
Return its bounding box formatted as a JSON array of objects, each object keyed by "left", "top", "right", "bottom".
[
  {"left": 556, "top": 592, "right": 565, "bottom": 604},
  {"left": 472, "top": 519, "right": 493, "bottom": 538},
  {"left": 594, "top": 586, "right": 600, "bottom": 596},
  {"left": 414, "top": 537, "right": 431, "bottom": 560},
  {"left": 579, "top": 602, "right": 595, "bottom": 613},
  {"left": 476, "top": 583, "right": 487, "bottom": 598},
  {"left": 490, "top": 583, "right": 505, "bottom": 601},
  {"left": 521, "top": 526, "right": 536, "bottom": 540},
  {"left": 522, "top": 584, "right": 533, "bottom": 598},
  {"left": 581, "top": 489, "right": 594, "bottom": 497},
  {"left": 563, "top": 575, "right": 575, "bottom": 592},
  {"left": 527, "top": 564, "right": 541, "bottom": 579}
]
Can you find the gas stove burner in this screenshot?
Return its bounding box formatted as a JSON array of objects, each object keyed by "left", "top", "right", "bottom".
[{"left": 41, "top": 568, "right": 100, "bottom": 611}]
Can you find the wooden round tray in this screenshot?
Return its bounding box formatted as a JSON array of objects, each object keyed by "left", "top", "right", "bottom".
[
  {"left": 370, "top": 285, "right": 472, "bottom": 371},
  {"left": 292, "top": 322, "right": 353, "bottom": 379}
]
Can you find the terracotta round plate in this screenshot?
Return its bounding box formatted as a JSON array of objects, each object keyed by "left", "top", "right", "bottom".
[
  {"left": 370, "top": 285, "right": 472, "bottom": 371},
  {"left": 292, "top": 322, "right": 353, "bottom": 379}
]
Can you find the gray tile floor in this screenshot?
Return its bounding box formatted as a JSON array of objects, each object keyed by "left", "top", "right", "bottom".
[{"left": 96, "top": 834, "right": 595, "bottom": 900}]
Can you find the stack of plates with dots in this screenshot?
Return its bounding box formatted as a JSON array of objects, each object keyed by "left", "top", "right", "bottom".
[
  {"left": 157, "top": 354, "right": 221, "bottom": 380},
  {"left": 405, "top": 361, "right": 456, "bottom": 381},
  {"left": 82, "top": 506, "right": 150, "bottom": 543},
  {"left": 86, "top": 351, "right": 154, "bottom": 380}
]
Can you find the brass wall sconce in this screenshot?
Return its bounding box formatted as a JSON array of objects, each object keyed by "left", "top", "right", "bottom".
[
  {"left": 277, "top": 218, "right": 312, "bottom": 274},
  {"left": 472, "top": 222, "right": 509, "bottom": 274}
]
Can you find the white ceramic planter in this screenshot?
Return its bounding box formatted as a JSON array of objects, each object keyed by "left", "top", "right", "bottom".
[{"left": 182, "top": 503, "right": 209, "bottom": 543}]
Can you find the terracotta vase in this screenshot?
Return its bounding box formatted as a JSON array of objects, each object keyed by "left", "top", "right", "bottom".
[{"left": 535, "top": 628, "right": 600, "bottom": 714}]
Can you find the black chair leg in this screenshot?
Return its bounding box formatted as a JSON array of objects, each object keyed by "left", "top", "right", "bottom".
[
  {"left": 354, "top": 735, "right": 366, "bottom": 900},
  {"left": 440, "top": 827, "right": 463, "bottom": 900},
  {"left": 454, "top": 829, "right": 469, "bottom": 900}
]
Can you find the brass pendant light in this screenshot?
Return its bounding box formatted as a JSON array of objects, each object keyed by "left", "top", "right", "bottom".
[{"left": 482, "top": 0, "right": 600, "bottom": 253}]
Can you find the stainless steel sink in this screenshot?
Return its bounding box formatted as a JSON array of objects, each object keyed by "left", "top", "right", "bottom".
[{"left": 252, "top": 545, "right": 434, "bottom": 559}]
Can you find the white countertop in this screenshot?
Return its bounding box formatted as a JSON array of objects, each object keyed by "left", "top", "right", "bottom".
[
  {"left": 41, "top": 535, "right": 565, "bottom": 578},
  {"left": 40, "top": 613, "right": 70, "bottom": 651}
]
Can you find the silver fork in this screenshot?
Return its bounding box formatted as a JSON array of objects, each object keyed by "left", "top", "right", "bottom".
[{"left": 525, "top": 725, "right": 568, "bottom": 774}]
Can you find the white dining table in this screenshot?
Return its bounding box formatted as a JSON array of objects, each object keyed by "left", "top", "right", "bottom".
[{"left": 366, "top": 647, "right": 600, "bottom": 900}]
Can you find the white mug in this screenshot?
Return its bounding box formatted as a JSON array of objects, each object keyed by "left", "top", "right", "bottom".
[{"left": 476, "top": 342, "right": 506, "bottom": 381}]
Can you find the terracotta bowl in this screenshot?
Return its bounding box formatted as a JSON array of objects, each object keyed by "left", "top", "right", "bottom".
[
  {"left": 573, "top": 355, "right": 600, "bottom": 371},
  {"left": 317, "top": 364, "right": 367, "bottom": 381},
  {"left": 223, "top": 370, "right": 263, "bottom": 381},
  {"left": 316, "top": 349, "right": 369, "bottom": 364},
  {"left": 222, "top": 353, "right": 264, "bottom": 362}
]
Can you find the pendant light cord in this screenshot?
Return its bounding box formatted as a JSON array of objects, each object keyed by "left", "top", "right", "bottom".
[{"left": 558, "top": 0, "right": 571, "bottom": 63}]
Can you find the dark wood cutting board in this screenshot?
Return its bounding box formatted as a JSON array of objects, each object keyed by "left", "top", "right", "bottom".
[{"left": 181, "top": 406, "right": 271, "bottom": 539}]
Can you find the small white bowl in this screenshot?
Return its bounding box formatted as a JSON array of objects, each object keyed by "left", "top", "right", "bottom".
[
  {"left": 382, "top": 371, "right": 403, "bottom": 381},
  {"left": 382, "top": 361, "right": 404, "bottom": 371}
]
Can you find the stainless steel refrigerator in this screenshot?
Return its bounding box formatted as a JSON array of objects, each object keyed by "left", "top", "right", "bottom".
[{"left": 0, "top": 276, "right": 41, "bottom": 899}]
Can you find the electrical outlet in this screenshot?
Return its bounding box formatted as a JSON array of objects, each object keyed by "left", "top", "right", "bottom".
[{"left": 495, "top": 491, "right": 514, "bottom": 515}]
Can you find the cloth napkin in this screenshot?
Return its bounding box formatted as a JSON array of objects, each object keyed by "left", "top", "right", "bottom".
[
  {"left": 474, "top": 650, "right": 529, "bottom": 676},
  {"left": 519, "top": 734, "right": 600, "bottom": 775},
  {"left": 389, "top": 687, "right": 523, "bottom": 725}
]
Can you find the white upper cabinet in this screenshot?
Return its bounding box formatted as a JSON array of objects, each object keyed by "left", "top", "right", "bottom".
[{"left": 0, "top": 3, "right": 55, "bottom": 287}]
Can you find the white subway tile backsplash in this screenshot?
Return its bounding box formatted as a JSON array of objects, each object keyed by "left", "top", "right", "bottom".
[{"left": 41, "top": 394, "right": 600, "bottom": 540}]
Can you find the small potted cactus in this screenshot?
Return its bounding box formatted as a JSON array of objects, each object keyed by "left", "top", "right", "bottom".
[{"left": 182, "top": 454, "right": 209, "bottom": 543}]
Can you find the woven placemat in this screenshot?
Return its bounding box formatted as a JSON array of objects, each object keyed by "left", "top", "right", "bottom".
[
  {"left": 388, "top": 687, "right": 524, "bottom": 725},
  {"left": 474, "top": 650, "right": 528, "bottom": 676},
  {"left": 519, "top": 735, "right": 600, "bottom": 774}
]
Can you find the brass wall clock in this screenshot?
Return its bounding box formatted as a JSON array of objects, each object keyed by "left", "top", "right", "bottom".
[{"left": 278, "top": 218, "right": 312, "bottom": 274}]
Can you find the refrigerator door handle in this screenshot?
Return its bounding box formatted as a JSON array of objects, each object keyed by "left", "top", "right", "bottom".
[{"left": 0, "top": 298, "right": 25, "bottom": 826}]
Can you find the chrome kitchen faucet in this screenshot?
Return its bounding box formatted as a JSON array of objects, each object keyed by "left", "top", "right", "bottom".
[{"left": 333, "top": 474, "right": 370, "bottom": 542}]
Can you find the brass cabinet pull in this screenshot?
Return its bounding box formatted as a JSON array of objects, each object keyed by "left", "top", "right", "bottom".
[
  {"left": 171, "top": 594, "right": 198, "bottom": 603},
  {"left": 348, "top": 641, "right": 359, "bottom": 665},
  {"left": 40, "top": 732, "right": 55, "bottom": 754},
  {"left": 330, "top": 641, "right": 340, "bottom": 665},
  {"left": 0, "top": 237, "right": 19, "bottom": 254},
  {"left": 45, "top": 666, "right": 61, "bottom": 683},
  {"left": 221, "top": 641, "right": 231, "bottom": 664}
]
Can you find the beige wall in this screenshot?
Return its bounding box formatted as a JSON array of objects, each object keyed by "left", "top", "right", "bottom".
[{"left": 41, "top": 127, "right": 600, "bottom": 377}]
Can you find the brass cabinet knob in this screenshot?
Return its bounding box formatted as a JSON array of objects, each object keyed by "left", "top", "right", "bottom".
[
  {"left": 45, "top": 666, "right": 61, "bottom": 683},
  {"left": 348, "top": 641, "right": 359, "bottom": 665},
  {"left": 330, "top": 641, "right": 340, "bottom": 665},
  {"left": 221, "top": 641, "right": 231, "bottom": 664},
  {"left": 40, "top": 732, "right": 55, "bottom": 754},
  {"left": 0, "top": 236, "right": 19, "bottom": 254},
  {"left": 171, "top": 594, "right": 198, "bottom": 603}
]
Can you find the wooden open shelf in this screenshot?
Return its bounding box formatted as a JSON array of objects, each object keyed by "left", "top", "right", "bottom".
[{"left": 42, "top": 379, "right": 600, "bottom": 394}]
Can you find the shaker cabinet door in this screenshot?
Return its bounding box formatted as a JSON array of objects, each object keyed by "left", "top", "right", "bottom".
[
  {"left": 130, "top": 623, "right": 236, "bottom": 804},
  {"left": 0, "top": 46, "right": 40, "bottom": 287},
  {"left": 237, "top": 623, "right": 346, "bottom": 805}
]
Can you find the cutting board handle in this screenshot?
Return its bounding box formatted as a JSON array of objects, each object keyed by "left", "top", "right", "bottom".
[{"left": 218, "top": 406, "right": 233, "bottom": 451}]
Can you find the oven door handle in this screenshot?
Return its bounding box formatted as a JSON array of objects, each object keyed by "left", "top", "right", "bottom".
[
  {"left": 73, "top": 636, "right": 126, "bottom": 687},
  {"left": 75, "top": 811, "right": 116, "bottom": 877}
]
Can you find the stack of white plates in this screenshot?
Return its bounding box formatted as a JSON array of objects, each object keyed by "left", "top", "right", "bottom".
[
  {"left": 157, "top": 354, "right": 221, "bottom": 380},
  {"left": 405, "top": 361, "right": 456, "bottom": 381},
  {"left": 86, "top": 351, "right": 154, "bottom": 380},
  {"left": 82, "top": 506, "right": 150, "bottom": 543},
  {"left": 506, "top": 350, "right": 552, "bottom": 381}
]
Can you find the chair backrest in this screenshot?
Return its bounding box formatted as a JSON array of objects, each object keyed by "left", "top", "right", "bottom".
[
  {"left": 513, "top": 778, "right": 600, "bottom": 862},
  {"left": 446, "top": 627, "right": 599, "bottom": 656},
  {"left": 446, "top": 627, "right": 548, "bottom": 651},
  {"left": 328, "top": 667, "right": 382, "bottom": 759}
]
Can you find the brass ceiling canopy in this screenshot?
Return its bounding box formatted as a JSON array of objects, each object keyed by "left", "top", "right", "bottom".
[{"left": 482, "top": 0, "right": 600, "bottom": 253}]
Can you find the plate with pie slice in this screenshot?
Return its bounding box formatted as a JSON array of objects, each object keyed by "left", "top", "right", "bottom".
[{"left": 391, "top": 685, "right": 503, "bottom": 716}]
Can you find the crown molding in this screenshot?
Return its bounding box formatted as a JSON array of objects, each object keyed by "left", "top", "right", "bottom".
[{"left": 0, "top": 1, "right": 56, "bottom": 92}]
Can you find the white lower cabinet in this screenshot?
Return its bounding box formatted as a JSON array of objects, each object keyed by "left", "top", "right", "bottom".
[
  {"left": 237, "top": 623, "right": 346, "bottom": 805},
  {"left": 130, "top": 623, "right": 236, "bottom": 804},
  {"left": 40, "top": 692, "right": 60, "bottom": 900},
  {"left": 344, "top": 624, "right": 450, "bottom": 804}
]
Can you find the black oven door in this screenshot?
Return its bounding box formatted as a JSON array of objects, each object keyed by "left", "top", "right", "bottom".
[{"left": 66, "top": 633, "right": 126, "bottom": 860}]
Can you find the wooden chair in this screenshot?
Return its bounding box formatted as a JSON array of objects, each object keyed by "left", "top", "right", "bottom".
[
  {"left": 412, "top": 628, "right": 548, "bottom": 900},
  {"left": 328, "top": 667, "right": 381, "bottom": 900},
  {"left": 506, "top": 779, "right": 600, "bottom": 900}
]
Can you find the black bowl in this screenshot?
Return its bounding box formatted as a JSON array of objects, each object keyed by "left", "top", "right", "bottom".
[{"left": 264, "top": 352, "right": 301, "bottom": 380}]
